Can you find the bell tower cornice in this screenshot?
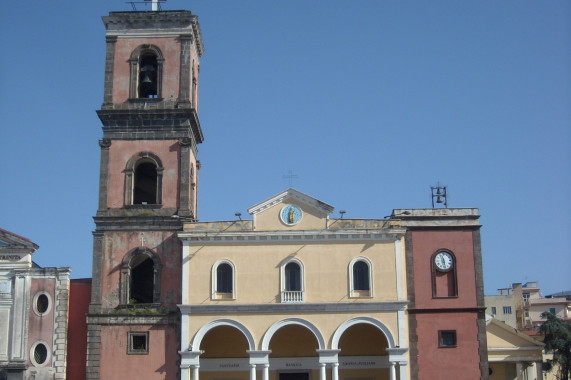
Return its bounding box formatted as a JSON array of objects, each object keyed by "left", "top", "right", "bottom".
[
  {"left": 102, "top": 10, "right": 204, "bottom": 57},
  {"left": 96, "top": 108, "right": 203, "bottom": 153}
]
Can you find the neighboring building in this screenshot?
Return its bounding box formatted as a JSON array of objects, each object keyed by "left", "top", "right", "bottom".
[
  {"left": 177, "top": 191, "right": 488, "bottom": 380},
  {"left": 84, "top": 6, "right": 489, "bottom": 380},
  {"left": 528, "top": 297, "right": 570, "bottom": 328},
  {"left": 485, "top": 292, "right": 516, "bottom": 328},
  {"left": 86, "top": 10, "right": 204, "bottom": 380},
  {"left": 0, "top": 228, "right": 71, "bottom": 380},
  {"left": 486, "top": 282, "right": 570, "bottom": 331},
  {"left": 486, "top": 316, "right": 544, "bottom": 380}
]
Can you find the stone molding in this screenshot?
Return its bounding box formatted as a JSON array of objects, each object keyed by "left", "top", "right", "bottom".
[
  {"left": 179, "top": 301, "right": 408, "bottom": 315},
  {"left": 179, "top": 229, "right": 406, "bottom": 244},
  {"left": 86, "top": 313, "right": 179, "bottom": 326},
  {"left": 102, "top": 11, "right": 204, "bottom": 57}
]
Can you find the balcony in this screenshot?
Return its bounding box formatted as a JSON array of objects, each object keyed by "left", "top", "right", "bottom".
[{"left": 281, "top": 291, "right": 305, "bottom": 303}]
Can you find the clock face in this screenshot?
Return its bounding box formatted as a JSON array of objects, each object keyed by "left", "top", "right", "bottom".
[
  {"left": 434, "top": 251, "right": 454, "bottom": 271},
  {"left": 280, "top": 205, "right": 302, "bottom": 225}
]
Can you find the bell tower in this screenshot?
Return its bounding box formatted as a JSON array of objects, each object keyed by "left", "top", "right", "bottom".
[{"left": 86, "top": 10, "right": 204, "bottom": 380}]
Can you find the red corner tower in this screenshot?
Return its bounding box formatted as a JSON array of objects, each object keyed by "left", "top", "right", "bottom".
[{"left": 395, "top": 208, "right": 488, "bottom": 380}]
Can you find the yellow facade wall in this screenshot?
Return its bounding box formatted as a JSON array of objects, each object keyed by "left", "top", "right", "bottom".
[{"left": 186, "top": 241, "right": 399, "bottom": 305}]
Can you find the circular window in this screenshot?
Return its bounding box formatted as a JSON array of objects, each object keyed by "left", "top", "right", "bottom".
[
  {"left": 32, "top": 292, "right": 51, "bottom": 316},
  {"left": 30, "top": 341, "right": 51, "bottom": 367},
  {"left": 36, "top": 294, "right": 49, "bottom": 313}
]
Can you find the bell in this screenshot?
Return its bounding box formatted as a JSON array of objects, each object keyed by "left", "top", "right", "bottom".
[
  {"left": 142, "top": 74, "right": 153, "bottom": 84},
  {"left": 436, "top": 188, "right": 442, "bottom": 195},
  {"left": 436, "top": 195, "right": 444, "bottom": 204}
]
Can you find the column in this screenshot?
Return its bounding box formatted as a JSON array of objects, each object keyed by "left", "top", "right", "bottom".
[
  {"left": 262, "top": 364, "right": 269, "bottom": 380},
  {"left": 389, "top": 362, "right": 396, "bottom": 380},
  {"left": 181, "top": 368, "right": 190, "bottom": 380},
  {"left": 331, "top": 362, "right": 339, "bottom": 380},
  {"left": 250, "top": 364, "right": 257, "bottom": 380},
  {"left": 319, "top": 363, "right": 326, "bottom": 380},
  {"left": 192, "top": 365, "right": 200, "bottom": 380},
  {"left": 516, "top": 362, "right": 524, "bottom": 380},
  {"left": 535, "top": 361, "right": 543, "bottom": 380}
]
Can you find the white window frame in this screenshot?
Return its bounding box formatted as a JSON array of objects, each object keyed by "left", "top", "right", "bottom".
[
  {"left": 280, "top": 258, "right": 305, "bottom": 303},
  {"left": 211, "top": 259, "right": 236, "bottom": 300},
  {"left": 32, "top": 291, "right": 52, "bottom": 317},
  {"left": 348, "top": 256, "right": 374, "bottom": 298},
  {"left": 30, "top": 341, "right": 51, "bottom": 367}
]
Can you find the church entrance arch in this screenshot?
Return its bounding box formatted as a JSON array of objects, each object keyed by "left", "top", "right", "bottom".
[
  {"left": 261, "top": 318, "right": 324, "bottom": 380},
  {"left": 332, "top": 317, "right": 396, "bottom": 380},
  {"left": 191, "top": 319, "right": 256, "bottom": 380}
]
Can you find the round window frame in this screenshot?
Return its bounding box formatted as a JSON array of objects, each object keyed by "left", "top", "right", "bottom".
[
  {"left": 30, "top": 341, "right": 51, "bottom": 367},
  {"left": 32, "top": 291, "right": 52, "bottom": 317}
]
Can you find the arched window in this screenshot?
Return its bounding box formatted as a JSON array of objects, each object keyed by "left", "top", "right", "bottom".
[
  {"left": 349, "top": 257, "right": 373, "bottom": 297},
  {"left": 124, "top": 152, "right": 163, "bottom": 206},
  {"left": 138, "top": 53, "right": 158, "bottom": 98},
  {"left": 280, "top": 259, "right": 304, "bottom": 303},
  {"left": 133, "top": 161, "right": 158, "bottom": 204},
  {"left": 285, "top": 262, "right": 301, "bottom": 291},
  {"left": 120, "top": 248, "right": 162, "bottom": 305},
  {"left": 211, "top": 260, "right": 236, "bottom": 300},
  {"left": 129, "top": 45, "right": 164, "bottom": 100},
  {"left": 217, "top": 264, "right": 232, "bottom": 293},
  {"left": 353, "top": 261, "right": 370, "bottom": 290},
  {"left": 431, "top": 249, "right": 458, "bottom": 298}
]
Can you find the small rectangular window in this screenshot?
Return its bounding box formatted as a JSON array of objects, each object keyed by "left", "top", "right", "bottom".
[
  {"left": 128, "top": 332, "right": 149, "bottom": 354},
  {"left": 491, "top": 307, "right": 496, "bottom": 315},
  {"left": 549, "top": 308, "right": 556, "bottom": 315},
  {"left": 503, "top": 306, "right": 512, "bottom": 314},
  {"left": 439, "top": 330, "right": 457, "bottom": 347}
]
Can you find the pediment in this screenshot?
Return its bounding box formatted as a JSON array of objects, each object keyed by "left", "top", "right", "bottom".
[
  {"left": 486, "top": 316, "right": 544, "bottom": 349},
  {"left": 0, "top": 228, "right": 38, "bottom": 267},
  {"left": 0, "top": 228, "right": 38, "bottom": 252},
  {"left": 247, "top": 188, "right": 334, "bottom": 231}
]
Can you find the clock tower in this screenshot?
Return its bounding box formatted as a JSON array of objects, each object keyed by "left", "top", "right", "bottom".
[
  {"left": 394, "top": 208, "right": 489, "bottom": 380},
  {"left": 86, "top": 10, "right": 204, "bottom": 380}
]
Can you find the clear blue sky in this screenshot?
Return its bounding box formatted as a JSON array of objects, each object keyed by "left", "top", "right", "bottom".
[{"left": 1, "top": 0, "right": 569, "bottom": 296}]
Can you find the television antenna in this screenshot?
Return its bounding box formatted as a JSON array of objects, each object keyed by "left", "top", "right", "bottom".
[{"left": 127, "top": 0, "right": 166, "bottom": 11}]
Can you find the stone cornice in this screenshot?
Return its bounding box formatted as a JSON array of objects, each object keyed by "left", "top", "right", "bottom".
[
  {"left": 102, "top": 11, "right": 204, "bottom": 56},
  {"left": 179, "top": 301, "right": 408, "bottom": 314},
  {"left": 93, "top": 214, "right": 184, "bottom": 231},
  {"left": 96, "top": 108, "right": 203, "bottom": 147},
  {"left": 179, "top": 228, "right": 406, "bottom": 244},
  {"left": 87, "top": 313, "right": 179, "bottom": 325}
]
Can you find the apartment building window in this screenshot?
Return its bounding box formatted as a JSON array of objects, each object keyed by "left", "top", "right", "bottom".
[
  {"left": 523, "top": 292, "right": 530, "bottom": 302},
  {"left": 491, "top": 306, "right": 496, "bottom": 315},
  {"left": 549, "top": 308, "right": 556, "bottom": 315},
  {"left": 503, "top": 306, "right": 512, "bottom": 314}
]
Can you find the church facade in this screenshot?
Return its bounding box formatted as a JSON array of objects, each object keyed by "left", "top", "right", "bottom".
[
  {"left": 84, "top": 8, "right": 489, "bottom": 380},
  {"left": 0, "top": 229, "right": 71, "bottom": 380}
]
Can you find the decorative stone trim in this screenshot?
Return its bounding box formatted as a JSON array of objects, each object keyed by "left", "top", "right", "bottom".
[
  {"left": 179, "top": 301, "right": 408, "bottom": 315},
  {"left": 179, "top": 230, "right": 405, "bottom": 244}
]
